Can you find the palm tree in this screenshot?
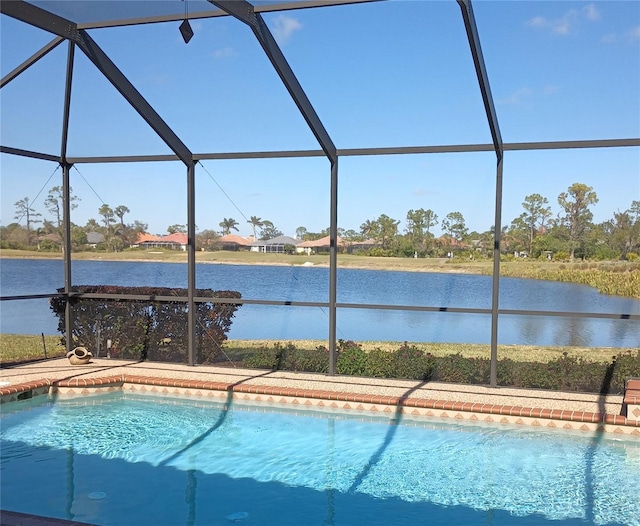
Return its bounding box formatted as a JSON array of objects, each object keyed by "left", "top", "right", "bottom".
[
  {"left": 98, "top": 204, "right": 115, "bottom": 234},
  {"left": 114, "top": 205, "right": 130, "bottom": 227},
  {"left": 219, "top": 218, "right": 239, "bottom": 235},
  {"left": 247, "top": 216, "right": 263, "bottom": 239}
]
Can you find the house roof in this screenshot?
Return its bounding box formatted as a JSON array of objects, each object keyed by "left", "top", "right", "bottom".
[
  {"left": 136, "top": 232, "right": 187, "bottom": 245},
  {"left": 250, "top": 235, "right": 299, "bottom": 246},
  {"left": 163, "top": 233, "right": 188, "bottom": 244},
  {"left": 437, "top": 235, "right": 467, "bottom": 247},
  {"left": 297, "top": 235, "right": 345, "bottom": 248},
  {"left": 86, "top": 232, "right": 105, "bottom": 244},
  {"left": 37, "top": 233, "right": 63, "bottom": 243},
  {"left": 218, "top": 234, "right": 253, "bottom": 246},
  {"left": 136, "top": 233, "right": 160, "bottom": 243}
]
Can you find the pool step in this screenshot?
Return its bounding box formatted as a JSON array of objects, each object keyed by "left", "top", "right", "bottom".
[{"left": 623, "top": 378, "right": 640, "bottom": 419}]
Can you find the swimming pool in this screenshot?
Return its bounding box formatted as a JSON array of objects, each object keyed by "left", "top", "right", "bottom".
[{"left": 1, "top": 392, "right": 639, "bottom": 526}]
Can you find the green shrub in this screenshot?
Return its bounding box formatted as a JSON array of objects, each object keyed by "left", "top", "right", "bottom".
[
  {"left": 390, "top": 343, "right": 434, "bottom": 381},
  {"left": 433, "top": 353, "right": 490, "bottom": 384},
  {"left": 496, "top": 352, "right": 633, "bottom": 394},
  {"left": 365, "top": 348, "right": 394, "bottom": 378},
  {"left": 499, "top": 359, "right": 561, "bottom": 390},
  {"left": 245, "top": 342, "right": 638, "bottom": 395},
  {"left": 242, "top": 343, "right": 283, "bottom": 370},
  {"left": 612, "top": 350, "right": 640, "bottom": 391},
  {"left": 336, "top": 340, "right": 368, "bottom": 376},
  {"left": 281, "top": 345, "right": 329, "bottom": 373}
]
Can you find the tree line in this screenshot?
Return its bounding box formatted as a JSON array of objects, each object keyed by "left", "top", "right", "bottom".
[{"left": 2, "top": 182, "right": 639, "bottom": 261}]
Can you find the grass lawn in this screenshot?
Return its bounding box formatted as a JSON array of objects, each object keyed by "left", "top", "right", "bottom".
[{"left": 0, "top": 334, "right": 67, "bottom": 363}]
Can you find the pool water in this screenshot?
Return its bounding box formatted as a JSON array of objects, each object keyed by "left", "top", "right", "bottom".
[{"left": 1, "top": 392, "right": 639, "bottom": 526}]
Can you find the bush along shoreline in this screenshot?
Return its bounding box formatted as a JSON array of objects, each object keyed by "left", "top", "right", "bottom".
[{"left": 242, "top": 340, "right": 640, "bottom": 395}]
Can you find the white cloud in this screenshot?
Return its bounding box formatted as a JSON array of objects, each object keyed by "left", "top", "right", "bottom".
[
  {"left": 528, "top": 16, "right": 547, "bottom": 29},
  {"left": 554, "top": 11, "right": 579, "bottom": 34},
  {"left": 499, "top": 85, "right": 559, "bottom": 106},
  {"left": 271, "top": 15, "right": 302, "bottom": 45},
  {"left": 601, "top": 25, "right": 640, "bottom": 44},
  {"left": 413, "top": 188, "right": 435, "bottom": 197},
  {"left": 212, "top": 47, "right": 237, "bottom": 59},
  {"left": 500, "top": 87, "right": 534, "bottom": 106},
  {"left": 583, "top": 4, "right": 600, "bottom": 22},
  {"left": 528, "top": 4, "right": 600, "bottom": 36}
]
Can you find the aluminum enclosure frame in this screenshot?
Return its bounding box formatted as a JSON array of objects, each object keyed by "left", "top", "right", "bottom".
[{"left": 1, "top": 0, "right": 639, "bottom": 383}]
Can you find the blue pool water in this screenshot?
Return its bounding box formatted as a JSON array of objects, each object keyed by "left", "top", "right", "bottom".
[{"left": 1, "top": 393, "right": 639, "bottom": 526}]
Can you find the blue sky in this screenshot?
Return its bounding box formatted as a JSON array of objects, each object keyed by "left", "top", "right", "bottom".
[{"left": 1, "top": 0, "right": 639, "bottom": 238}]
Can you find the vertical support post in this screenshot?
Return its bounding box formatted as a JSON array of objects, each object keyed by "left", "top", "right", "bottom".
[
  {"left": 489, "top": 156, "right": 504, "bottom": 387},
  {"left": 328, "top": 158, "right": 338, "bottom": 375},
  {"left": 62, "top": 162, "right": 73, "bottom": 353},
  {"left": 458, "top": 0, "right": 504, "bottom": 387},
  {"left": 187, "top": 162, "right": 197, "bottom": 365},
  {"left": 61, "top": 40, "right": 75, "bottom": 354}
]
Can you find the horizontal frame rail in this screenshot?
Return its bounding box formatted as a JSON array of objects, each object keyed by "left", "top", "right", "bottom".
[
  {"left": 3, "top": 293, "right": 638, "bottom": 321},
  {"left": 3, "top": 138, "right": 638, "bottom": 165}
]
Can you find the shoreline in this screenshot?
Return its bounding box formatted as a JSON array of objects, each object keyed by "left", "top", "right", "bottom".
[{"left": 0, "top": 251, "right": 481, "bottom": 274}]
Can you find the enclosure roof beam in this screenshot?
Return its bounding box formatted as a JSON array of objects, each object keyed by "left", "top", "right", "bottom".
[
  {"left": 1, "top": 1, "right": 193, "bottom": 166},
  {"left": 24, "top": 137, "right": 631, "bottom": 164},
  {"left": 0, "top": 145, "right": 60, "bottom": 163},
  {"left": 73, "top": 31, "right": 193, "bottom": 166},
  {"left": 77, "top": 0, "right": 382, "bottom": 30},
  {"left": 210, "top": 0, "right": 337, "bottom": 163},
  {"left": 5, "top": 137, "right": 637, "bottom": 165},
  {"left": 457, "top": 0, "right": 503, "bottom": 162},
  {"left": 0, "top": 36, "right": 65, "bottom": 88},
  {"left": 0, "top": 0, "right": 79, "bottom": 39}
]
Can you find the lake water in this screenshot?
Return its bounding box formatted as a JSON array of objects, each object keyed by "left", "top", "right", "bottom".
[{"left": 1, "top": 258, "right": 639, "bottom": 347}]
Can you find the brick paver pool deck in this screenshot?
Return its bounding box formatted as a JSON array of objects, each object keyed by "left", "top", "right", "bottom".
[{"left": 1, "top": 358, "right": 638, "bottom": 435}]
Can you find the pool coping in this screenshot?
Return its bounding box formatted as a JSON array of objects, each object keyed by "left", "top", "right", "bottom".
[{"left": 2, "top": 372, "right": 639, "bottom": 436}]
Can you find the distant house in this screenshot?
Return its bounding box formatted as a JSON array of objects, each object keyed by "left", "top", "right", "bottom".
[
  {"left": 250, "top": 235, "right": 299, "bottom": 253},
  {"left": 436, "top": 235, "right": 468, "bottom": 251},
  {"left": 136, "top": 232, "right": 188, "bottom": 251},
  {"left": 216, "top": 234, "right": 253, "bottom": 251},
  {"left": 37, "top": 233, "right": 62, "bottom": 249},
  {"left": 346, "top": 238, "right": 379, "bottom": 254},
  {"left": 86, "top": 231, "right": 105, "bottom": 248},
  {"left": 296, "top": 235, "right": 345, "bottom": 255}
]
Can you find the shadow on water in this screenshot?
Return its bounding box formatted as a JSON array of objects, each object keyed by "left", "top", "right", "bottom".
[
  {"left": 584, "top": 358, "right": 616, "bottom": 525},
  {"left": 347, "top": 380, "right": 427, "bottom": 493},
  {"left": 157, "top": 370, "right": 275, "bottom": 468},
  {"left": 1, "top": 439, "right": 630, "bottom": 526}
]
